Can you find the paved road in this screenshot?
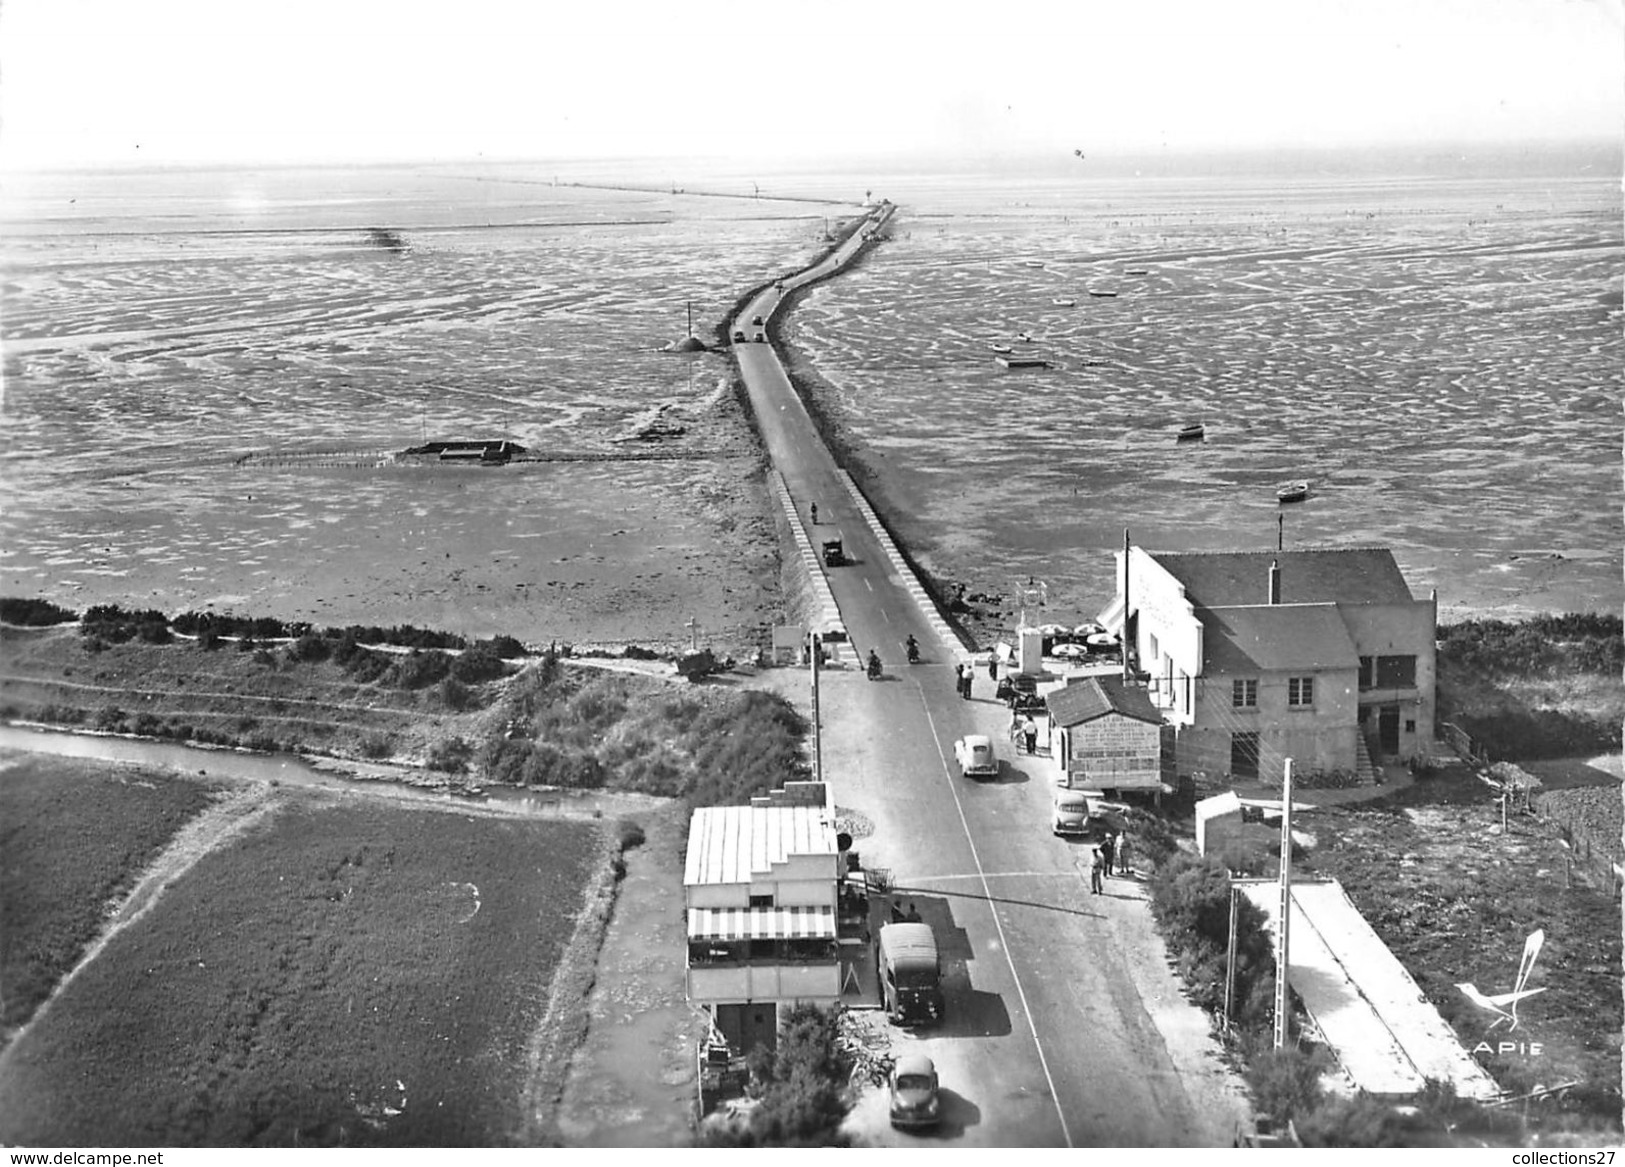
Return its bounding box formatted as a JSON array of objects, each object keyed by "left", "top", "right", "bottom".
[{"left": 732, "top": 207, "right": 1252, "bottom": 1146}]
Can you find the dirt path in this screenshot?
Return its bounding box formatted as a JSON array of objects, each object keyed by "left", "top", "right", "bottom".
[{"left": 0, "top": 782, "right": 277, "bottom": 1072}]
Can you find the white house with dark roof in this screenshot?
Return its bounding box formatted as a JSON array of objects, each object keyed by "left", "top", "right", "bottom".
[
  {"left": 684, "top": 802, "right": 842, "bottom": 1059},
  {"left": 1107, "top": 546, "right": 1436, "bottom": 783}
]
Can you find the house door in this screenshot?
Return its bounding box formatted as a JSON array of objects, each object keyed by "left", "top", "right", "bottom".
[
  {"left": 1231, "top": 731, "right": 1260, "bottom": 780},
  {"left": 1378, "top": 705, "right": 1401, "bottom": 755}
]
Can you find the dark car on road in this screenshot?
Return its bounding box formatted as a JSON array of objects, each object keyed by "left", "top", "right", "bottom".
[{"left": 889, "top": 1054, "right": 941, "bottom": 1130}]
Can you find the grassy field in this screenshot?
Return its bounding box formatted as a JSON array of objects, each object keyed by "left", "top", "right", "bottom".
[
  {"left": 0, "top": 791, "right": 606, "bottom": 1147},
  {"left": 1299, "top": 765, "right": 1622, "bottom": 1131},
  {"left": 0, "top": 753, "right": 220, "bottom": 1037},
  {"left": 1437, "top": 615, "right": 1624, "bottom": 762}
]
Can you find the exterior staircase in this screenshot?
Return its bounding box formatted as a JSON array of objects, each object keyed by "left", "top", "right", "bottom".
[{"left": 1354, "top": 733, "right": 1381, "bottom": 786}]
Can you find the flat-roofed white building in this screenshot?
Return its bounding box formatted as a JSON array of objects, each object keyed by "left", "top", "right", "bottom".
[
  {"left": 684, "top": 803, "right": 842, "bottom": 1058},
  {"left": 1105, "top": 546, "right": 1436, "bottom": 784}
]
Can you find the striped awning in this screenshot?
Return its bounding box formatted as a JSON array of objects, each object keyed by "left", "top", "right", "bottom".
[{"left": 688, "top": 905, "right": 836, "bottom": 941}]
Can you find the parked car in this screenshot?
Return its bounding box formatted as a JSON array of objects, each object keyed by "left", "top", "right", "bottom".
[
  {"left": 1052, "top": 787, "right": 1091, "bottom": 835},
  {"left": 953, "top": 734, "right": 998, "bottom": 780},
  {"left": 750, "top": 314, "right": 764, "bottom": 325},
  {"left": 732, "top": 330, "right": 745, "bottom": 342},
  {"left": 888, "top": 1054, "right": 941, "bottom": 1130},
  {"left": 753, "top": 330, "right": 766, "bottom": 342}
]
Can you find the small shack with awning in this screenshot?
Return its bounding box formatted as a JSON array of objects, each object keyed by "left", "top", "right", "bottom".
[
  {"left": 684, "top": 803, "right": 842, "bottom": 1063},
  {"left": 1046, "top": 674, "right": 1173, "bottom": 798}
]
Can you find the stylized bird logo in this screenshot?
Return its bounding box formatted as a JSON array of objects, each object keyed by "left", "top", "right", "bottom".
[{"left": 1456, "top": 929, "right": 1546, "bottom": 1032}]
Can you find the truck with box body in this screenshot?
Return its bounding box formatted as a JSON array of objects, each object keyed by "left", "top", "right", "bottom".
[{"left": 877, "top": 922, "right": 943, "bottom": 1026}]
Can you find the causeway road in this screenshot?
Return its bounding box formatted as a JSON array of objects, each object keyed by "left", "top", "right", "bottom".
[{"left": 731, "top": 205, "right": 1253, "bottom": 1146}]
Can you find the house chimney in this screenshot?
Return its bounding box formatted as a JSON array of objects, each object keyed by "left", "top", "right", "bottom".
[{"left": 1268, "top": 559, "right": 1281, "bottom": 605}]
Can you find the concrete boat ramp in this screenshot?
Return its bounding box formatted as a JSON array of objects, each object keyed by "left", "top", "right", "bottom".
[{"left": 1238, "top": 878, "right": 1501, "bottom": 1101}]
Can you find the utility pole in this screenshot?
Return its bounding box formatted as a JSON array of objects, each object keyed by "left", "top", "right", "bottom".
[
  {"left": 1277, "top": 513, "right": 1284, "bottom": 552},
  {"left": 1122, "top": 527, "right": 1132, "bottom": 684},
  {"left": 810, "top": 634, "right": 823, "bottom": 785},
  {"left": 1223, "top": 884, "right": 1240, "bottom": 1036},
  {"left": 1274, "top": 758, "right": 1294, "bottom": 1051}
]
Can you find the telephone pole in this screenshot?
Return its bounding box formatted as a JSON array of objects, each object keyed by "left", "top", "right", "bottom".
[
  {"left": 810, "top": 634, "right": 823, "bottom": 784},
  {"left": 1274, "top": 757, "right": 1295, "bottom": 1050}
]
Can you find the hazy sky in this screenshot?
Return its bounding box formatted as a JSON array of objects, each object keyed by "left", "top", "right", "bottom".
[{"left": 2, "top": 0, "right": 1620, "bottom": 169}]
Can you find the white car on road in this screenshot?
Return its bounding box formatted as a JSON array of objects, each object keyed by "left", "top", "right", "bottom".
[{"left": 953, "top": 734, "right": 998, "bottom": 780}]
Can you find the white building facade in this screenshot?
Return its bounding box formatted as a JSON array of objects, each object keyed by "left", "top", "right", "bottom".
[
  {"left": 684, "top": 803, "right": 842, "bottom": 1057},
  {"left": 1110, "top": 546, "right": 1436, "bottom": 784}
]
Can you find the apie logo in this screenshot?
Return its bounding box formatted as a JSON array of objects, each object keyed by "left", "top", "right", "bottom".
[{"left": 1457, "top": 929, "right": 1547, "bottom": 1057}]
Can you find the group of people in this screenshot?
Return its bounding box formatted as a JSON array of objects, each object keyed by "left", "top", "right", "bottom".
[
  {"left": 952, "top": 663, "right": 974, "bottom": 700},
  {"left": 1088, "top": 831, "right": 1130, "bottom": 894}
]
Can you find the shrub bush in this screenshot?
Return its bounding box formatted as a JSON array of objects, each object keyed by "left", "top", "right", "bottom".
[
  {"left": 702, "top": 1003, "right": 850, "bottom": 1147},
  {"left": 426, "top": 736, "right": 473, "bottom": 774},
  {"left": 436, "top": 677, "right": 476, "bottom": 711},
  {"left": 386, "top": 649, "right": 451, "bottom": 690},
  {"left": 451, "top": 642, "right": 508, "bottom": 684},
  {"left": 0, "top": 598, "right": 77, "bottom": 626},
  {"left": 285, "top": 632, "right": 331, "bottom": 664},
  {"left": 358, "top": 732, "right": 393, "bottom": 760},
  {"left": 1243, "top": 1042, "right": 1328, "bottom": 1125},
  {"left": 1148, "top": 850, "right": 1275, "bottom": 1019},
  {"left": 616, "top": 819, "right": 646, "bottom": 851},
  {"left": 94, "top": 705, "right": 127, "bottom": 733}
]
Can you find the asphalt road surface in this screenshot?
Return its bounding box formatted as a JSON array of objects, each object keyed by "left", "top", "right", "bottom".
[{"left": 732, "top": 206, "right": 1253, "bottom": 1146}]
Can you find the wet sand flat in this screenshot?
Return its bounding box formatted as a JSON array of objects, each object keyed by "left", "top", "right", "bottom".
[{"left": 783, "top": 171, "right": 1622, "bottom": 626}]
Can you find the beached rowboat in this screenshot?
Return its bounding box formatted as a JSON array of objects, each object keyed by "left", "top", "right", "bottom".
[
  {"left": 1277, "top": 482, "right": 1311, "bottom": 504},
  {"left": 1177, "top": 423, "right": 1205, "bottom": 442}
]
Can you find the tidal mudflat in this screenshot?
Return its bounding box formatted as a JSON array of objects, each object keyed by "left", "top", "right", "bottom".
[
  {"left": 781, "top": 168, "right": 1622, "bottom": 630},
  {"left": 1, "top": 163, "right": 847, "bottom": 647}
]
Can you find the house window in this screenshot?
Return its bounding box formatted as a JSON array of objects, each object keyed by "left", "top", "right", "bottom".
[
  {"left": 1405, "top": 719, "right": 1416, "bottom": 734},
  {"left": 1232, "top": 679, "right": 1258, "bottom": 708},
  {"left": 1358, "top": 656, "right": 1374, "bottom": 690},
  {"left": 748, "top": 893, "right": 774, "bottom": 909},
  {"left": 1288, "top": 676, "right": 1315, "bottom": 707},
  {"left": 1376, "top": 655, "right": 1417, "bottom": 688},
  {"left": 1148, "top": 632, "right": 1160, "bottom": 661}
]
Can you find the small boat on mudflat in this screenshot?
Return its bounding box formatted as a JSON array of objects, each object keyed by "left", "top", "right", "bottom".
[
  {"left": 1051, "top": 297, "right": 1076, "bottom": 307},
  {"left": 1089, "top": 289, "right": 1118, "bottom": 298},
  {"left": 1277, "top": 481, "right": 1311, "bottom": 504},
  {"left": 1125, "top": 268, "right": 1150, "bottom": 276},
  {"left": 989, "top": 343, "right": 1013, "bottom": 354},
  {"left": 1176, "top": 423, "right": 1205, "bottom": 442}
]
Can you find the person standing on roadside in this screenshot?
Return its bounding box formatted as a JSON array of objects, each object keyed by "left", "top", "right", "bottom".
[
  {"left": 987, "top": 656, "right": 998, "bottom": 683},
  {"left": 1117, "top": 834, "right": 1132, "bottom": 879},
  {"left": 954, "top": 663, "right": 965, "bottom": 695},
  {"left": 1089, "top": 847, "right": 1104, "bottom": 894},
  {"left": 1022, "top": 714, "right": 1038, "bottom": 756},
  {"left": 961, "top": 668, "right": 973, "bottom": 700},
  {"left": 1100, "top": 831, "right": 1116, "bottom": 877}
]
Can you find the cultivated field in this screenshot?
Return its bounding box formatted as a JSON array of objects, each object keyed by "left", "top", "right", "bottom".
[
  {"left": 0, "top": 753, "right": 220, "bottom": 1037},
  {"left": 0, "top": 781, "right": 609, "bottom": 1147}
]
